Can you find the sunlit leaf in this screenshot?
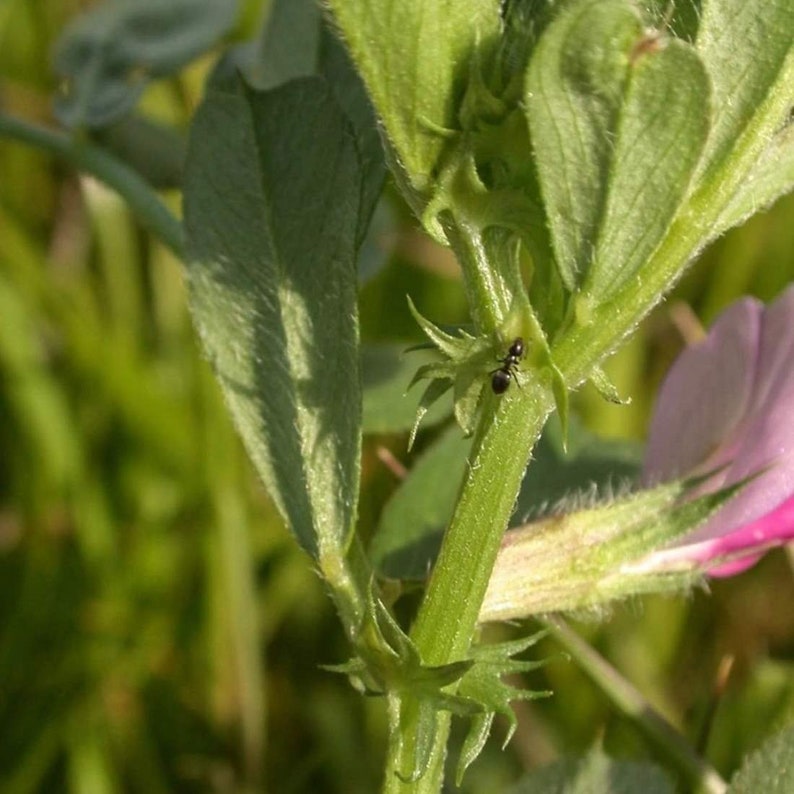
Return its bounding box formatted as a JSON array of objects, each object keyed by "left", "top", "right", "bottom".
[{"left": 184, "top": 77, "right": 364, "bottom": 559}]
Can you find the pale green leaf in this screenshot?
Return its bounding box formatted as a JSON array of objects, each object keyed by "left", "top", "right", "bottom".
[
  {"left": 526, "top": 0, "right": 710, "bottom": 300},
  {"left": 586, "top": 39, "right": 710, "bottom": 300},
  {"left": 525, "top": 0, "right": 643, "bottom": 291},
  {"left": 183, "top": 78, "right": 363, "bottom": 559},
  {"left": 695, "top": 0, "right": 794, "bottom": 180},
  {"left": 713, "top": 120, "right": 794, "bottom": 238},
  {"left": 728, "top": 723, "right": 794, "bottom": 793},
  {"left": 325, "top": 0, "right": 502, "bottom": 201}
]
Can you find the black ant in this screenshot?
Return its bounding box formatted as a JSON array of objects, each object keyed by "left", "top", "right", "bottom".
[{"left": 491, "top": 337, "right": 524, "bottom": 394}]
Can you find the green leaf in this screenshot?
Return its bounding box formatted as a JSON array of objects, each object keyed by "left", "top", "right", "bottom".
[
  {"left": 585, "top": 38, "right": 710, "bottom": 300},
  {"left": 325, "top": 0, "right": 502, "bottom": 202},
  {"left": 215, "top": 0, "right": 386, "bottom": 246},
  {"left": 713, "top": 119, "right": 794, "bottom": 238},
  {"left": 362, "top": 345, "right": 452, "bottom": 435},
  {"left": 695, "top": 0, "right": 794, "bottom": 182},
  {"left": 54, "top": 0, "right": 238, "bottom": 128},
  {"left": 728, "top": 723, "right": 794, "bottom": 793},
  {"left": 588, "top": 365, "right": 630, "bottom": 405},
  {"left": 248, "top": 0, "right": 321, "bottom": 89},
  {"left": 183, "top": 77, "right": 363, "bottom": 560},
  {"left": 505, "top": 747, "right": 674, "bottom": 794},
  {"left": 526, "top": 0, "right": 710, "bottom": 300},
  {"left": 371, "top": 426, "right": 471, "bottom": 579},
  {"left": 317, "top": 26, "right": 387, "bottom": 244},
  {"left": 525, "top": 0, "right": 643, "bottom": 291},
  {"left": 454, "top": 633, "right": 549, "bottom": 782}
]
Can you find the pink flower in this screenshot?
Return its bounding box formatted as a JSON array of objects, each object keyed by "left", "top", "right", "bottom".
[{"left": 640, "top": 285, "right": 794, "bottom": 576}]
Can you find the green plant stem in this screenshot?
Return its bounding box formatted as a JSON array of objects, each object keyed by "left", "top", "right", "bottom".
[
  {"left": 440, "top": 216, "right": 513, "bottom": 335},
  {"left": 385, "top": 387, "right": 553, "bottom": 791},
  {"left": 0, "top": 112, "right": 183, "bottom": 257},
  {"left": 324, "top": 534, "right": 376, "bottom": 643},
  {"left": 543, "top": 616, "right": 727, "bottom": 794}
]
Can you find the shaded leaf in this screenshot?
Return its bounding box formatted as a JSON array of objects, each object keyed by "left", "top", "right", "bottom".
[
  {"left": 695, "top": 0, "right": 794, "bottom": 180},
  {"left": 248, "top": 0, "right": 320, "bottom": 89},
  {"left": 210, "top": 0, "right": 385, "bottom": 245},
  {"left": 371, "top": 426, "right": 471, "bottom": 579},
  {"left": 526, "top": 0, "right": 710, "bottom": 300},
  {"left": 183, "top": 77, "right": 363, "bottom": 559},
  {"left": 728, "top": 722, "right": 794, "bottom": 794},
  {"left": 54, "top": 0, "right": 238, "bottom": 127},
  {"left": 362, "top": 345, "right": 452, "bottom": 435},
  {"left": 525, "top": 0, "right": 643, "bottom": 291}
]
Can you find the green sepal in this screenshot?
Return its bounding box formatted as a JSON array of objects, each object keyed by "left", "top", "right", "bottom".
[
  {"left": 327, "top": 592, "right": 474, "bottom": 697},
  {"left": 589, "top": 365, "right": 631, "bottom": 405},
  {"left": 407, "top": 296, "right": 476, "bottom": 358},
  {"left": 481, "top": 477, "right": 747, "bottom": 622},
  {"left": 406, "top": 296, "right": 494, "bottom": 441},
  {"left": 455, "top": 632, "right": 551, "bottom": 784},
  {"left": 409, "top": 378, "right": 453, "bottom": 451}
]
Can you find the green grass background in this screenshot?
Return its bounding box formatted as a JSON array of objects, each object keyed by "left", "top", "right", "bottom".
[{"left": 1, "top": 2, "right": 793, "bottom": 792}]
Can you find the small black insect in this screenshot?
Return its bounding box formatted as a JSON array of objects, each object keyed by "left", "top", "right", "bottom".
[{"left": 491, "top": 337, "right": 525, "bottom": 394}]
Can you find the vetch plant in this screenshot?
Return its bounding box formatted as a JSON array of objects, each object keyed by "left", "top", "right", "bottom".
[{"left": 2, "top": 0, "right": 793, "bottom": 791}]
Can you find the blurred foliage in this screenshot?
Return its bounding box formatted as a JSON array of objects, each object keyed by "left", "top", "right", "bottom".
[{"left": 0, "top": 2, "right": 793, "bottom": 793}]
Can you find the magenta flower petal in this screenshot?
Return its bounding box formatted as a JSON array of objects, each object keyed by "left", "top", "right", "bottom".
[{"left": 641, "top": 285, "right": 794, "bottom": 573}]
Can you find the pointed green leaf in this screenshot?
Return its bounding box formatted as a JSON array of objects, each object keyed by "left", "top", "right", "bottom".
[
  {"left": 526, "top": 0, "right": 643, "bottom": 291},
  {"left": 589, "top": 365, "right": 630, "bottom": 405},
  {"left": 527, "top": 0, "right": 710, "bottom": 300},
  {"left": 325, "top": 0, "right": 502, "bottom": 200},
  {"left": 585, "top": 38, "right": 710, "bottom": 300},
  {"left": 455, "top": 632, "right": 550, "bottom": 782},
  {"left": 457, "top": 712, "right": 494, "bottom": 785},
  {"left": 409, "top": 379, "right": 454, "bottom": 450},
  {"left": 407, "top": 295, "right": 469, "bottom": 358},
  {"left": 183, "top": 78, "right": 363, "bottom": 559}
]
